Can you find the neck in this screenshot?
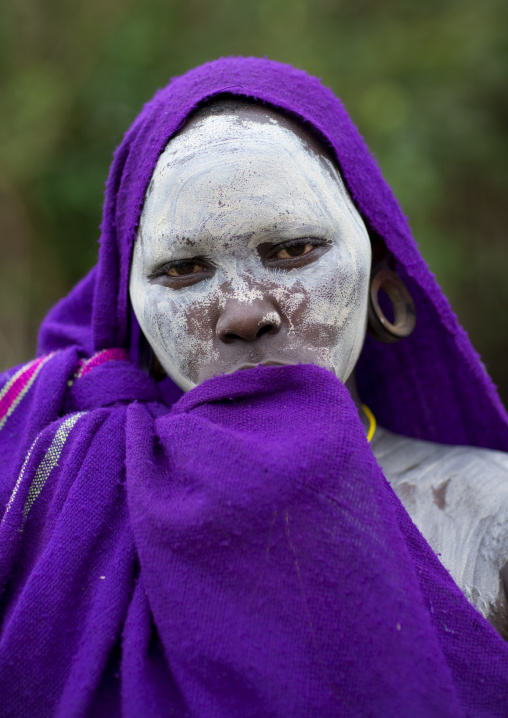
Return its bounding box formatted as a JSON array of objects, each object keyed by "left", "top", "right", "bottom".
[{"left": 346, "top": 371, "right": 370, "bottom": 436}]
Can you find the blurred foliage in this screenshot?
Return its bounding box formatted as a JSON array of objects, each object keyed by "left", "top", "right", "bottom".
[{"left": 1, "top": 0, "right": 508, "bottom": 402}]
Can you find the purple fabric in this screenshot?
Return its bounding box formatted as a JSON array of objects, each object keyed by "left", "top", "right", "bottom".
[
  {"left": 38, "top": 56, "right": 508, "bottom": 450},
  {"left": 1, "top": 57, "right": 508, "bottom": 716}
]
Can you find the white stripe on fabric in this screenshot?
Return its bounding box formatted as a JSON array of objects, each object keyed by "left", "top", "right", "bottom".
[
  {"left": 2, "top": 433, "right": 43, "bottom": 523},
  {"left": 23, "top": 412, "right": 86, "bottom": 518}
]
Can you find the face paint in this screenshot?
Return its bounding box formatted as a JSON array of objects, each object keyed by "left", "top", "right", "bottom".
[{"left": 129, "top": 109, "right": 372, "bottom": 392}]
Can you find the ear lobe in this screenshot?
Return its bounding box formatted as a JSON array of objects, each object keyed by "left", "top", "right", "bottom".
[{"left": 367, "top": 269, "right": 416, "bottom": 344}]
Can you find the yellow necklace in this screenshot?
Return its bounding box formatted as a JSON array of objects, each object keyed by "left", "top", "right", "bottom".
[{"left": 361, "top": 404, "right": 377, "bottom": 443}]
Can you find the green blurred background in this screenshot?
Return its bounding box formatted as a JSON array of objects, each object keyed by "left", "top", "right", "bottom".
[{"left": 1, "top": 0, "right": 507, "bottom": 401}]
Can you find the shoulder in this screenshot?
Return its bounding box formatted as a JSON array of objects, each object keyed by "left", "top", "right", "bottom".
[
  {"left": 372, "top": 428, "right": 508, "bottom": 531},
  {"left": 372, "top": 427, "right": 508, "bottom": 506},
  {"left": 372, "top": 427, "right": 508, "bottom": 636}
]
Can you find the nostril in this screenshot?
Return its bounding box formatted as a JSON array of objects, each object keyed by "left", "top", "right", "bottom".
[
  {"left": 223, "top": 331, "right": 244, "bottom": 343},
  {"left": 257, "top": 324, "right": 273, "bottom": 338}
]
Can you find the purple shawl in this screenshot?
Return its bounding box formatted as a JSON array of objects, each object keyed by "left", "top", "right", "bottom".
[{"left": 1, "top": 57, "right": 508, "bottom": 717}]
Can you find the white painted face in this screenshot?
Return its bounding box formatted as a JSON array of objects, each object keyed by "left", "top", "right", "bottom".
[{"left": 129, "top": 108, "right": 372, "bottom": 391}]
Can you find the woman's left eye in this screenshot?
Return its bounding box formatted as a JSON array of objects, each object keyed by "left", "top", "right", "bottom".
[{"left": 273, "top": 242, "right": 316, "bottom": 260}]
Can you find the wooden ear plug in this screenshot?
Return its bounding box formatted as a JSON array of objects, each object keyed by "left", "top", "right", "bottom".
[{"left": 367, "top": 269, "right": 416, "bottom": 343}]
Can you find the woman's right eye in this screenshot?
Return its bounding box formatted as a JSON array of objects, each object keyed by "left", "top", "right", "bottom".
[
  {"left": 167, "top": 261, "right": 206, "bottom": 276},
  {"left": 149, "top": 258, "right": 213, "bottom": 287}
]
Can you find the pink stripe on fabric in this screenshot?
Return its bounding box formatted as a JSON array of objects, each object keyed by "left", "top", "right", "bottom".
[
  {"left": 75, "top": 348, "right": 130, "bottom": 379},
  {"left": 0, "top": 354, "right": 54, "bottom": 431}
]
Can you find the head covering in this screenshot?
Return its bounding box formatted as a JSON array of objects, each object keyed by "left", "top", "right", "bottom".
[
  {"left": 1, "top": 57, "right": 508, "bottom": 717},
  {"left": 38, "top": 56, "right": 508, "bottom": 450}
]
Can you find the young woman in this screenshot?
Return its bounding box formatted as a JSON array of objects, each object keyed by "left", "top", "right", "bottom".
[{"left": 1, "top": 57, "right": 507, "bottom": 717}]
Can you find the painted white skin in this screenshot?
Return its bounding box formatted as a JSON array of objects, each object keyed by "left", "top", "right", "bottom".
[
  {"left": 373, "top": 427, "right": 508, "bottom": 639},
  {"left": 129, "top": 110, "right": 371, "bottom": 391}
]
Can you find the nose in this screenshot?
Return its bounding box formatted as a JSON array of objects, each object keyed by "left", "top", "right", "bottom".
[{"left": 216, "top": 298, "right": 282, "bottom": 343}]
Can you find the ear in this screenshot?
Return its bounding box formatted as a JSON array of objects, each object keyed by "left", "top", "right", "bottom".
[
  {"left": 367, "top": 234, "right": 416, "bottom": 344},
  {"left": 367, "top": 269, "right": 416, "bottom": 344}
]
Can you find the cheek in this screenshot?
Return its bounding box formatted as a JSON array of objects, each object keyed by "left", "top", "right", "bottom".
[
  {"left": 332, "top": 261, "right": 369, "bottom": 325},
  {"left": 147, "top": 289, "right": 220, "bottom": 379},
  {"left": 270, "top": 287, "right": 306, "bottom": 332},
  {"left": 186, "top": 306, "right": 214, "bottom": 338},
  {"left": 292, "top": 250, "right": 369, "bottom": 339}
]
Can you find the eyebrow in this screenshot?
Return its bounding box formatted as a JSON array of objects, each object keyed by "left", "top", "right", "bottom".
[{"left": 146, "top": 220, "right": 334, "bottom": 253}]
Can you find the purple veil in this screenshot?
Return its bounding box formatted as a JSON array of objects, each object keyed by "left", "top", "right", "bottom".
[{"left": 1, "top": 57, "right": 508, "bottom": 717}]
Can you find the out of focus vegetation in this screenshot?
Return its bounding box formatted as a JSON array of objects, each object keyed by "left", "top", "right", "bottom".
[{"left": 1, "top": 0, "right": 508, "bottom": 401}]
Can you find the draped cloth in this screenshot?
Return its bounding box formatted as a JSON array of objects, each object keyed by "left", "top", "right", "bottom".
[{"left": 1, "top": 57, "right": 508, "bottom": 717}]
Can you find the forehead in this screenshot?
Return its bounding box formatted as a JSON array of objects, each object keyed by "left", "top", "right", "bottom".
[
  {"left": 149, "top": 109, "right": 335, "bottom": 188},
  {"left": 138, "top": 108, "right": 356, "bottom": 252},
  {"left": 179, "top": 101, "right": 337, "bottom": 164}
]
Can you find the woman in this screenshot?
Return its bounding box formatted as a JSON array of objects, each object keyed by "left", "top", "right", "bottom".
[{"left": 1, "top": 57, "right": 508, "bottom": 717}]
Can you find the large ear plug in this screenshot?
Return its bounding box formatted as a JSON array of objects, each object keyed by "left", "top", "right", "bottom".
[{"left": 367, "top": 269, "right": 416, "bottom": 344}]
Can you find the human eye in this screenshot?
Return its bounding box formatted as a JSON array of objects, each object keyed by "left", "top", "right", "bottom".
[
  {"left": 273, "top": 241, "right": 315, "bottom": 259},
  {"left": 149, "top": 257, "right": 214, "bottom": 287},
  {"left": 265, "top": 238, "right": 330, "bottom": 267},
  {"left": 167, "top": 260, "right": 207, "bottom": 276}
]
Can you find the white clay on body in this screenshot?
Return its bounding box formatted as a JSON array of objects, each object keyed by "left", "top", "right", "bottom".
[
  {"left": 129, "top": 111, "right": 371, "bottom": 391},
  {"left": 373, "top": 427, "right": 508, "bottom": 637}
]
